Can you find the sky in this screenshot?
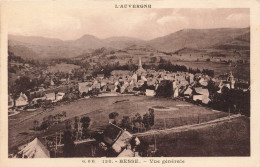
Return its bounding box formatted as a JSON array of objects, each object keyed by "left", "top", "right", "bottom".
[{"left": 4, "top": 2, "right": 250, "bottom": 40}]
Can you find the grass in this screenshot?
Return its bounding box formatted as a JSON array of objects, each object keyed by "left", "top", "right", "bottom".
[
  {"left": 47, "top": 63, "right": 80, "bottom": 73},
  {"left": 171, "top": 61, "right": 249, "bottom": 80},
  {"left": 139, "top": 116, "right": 250, "bottom": 156},
  {"left": 8, "top": 96, "right": 229, "bottom": 153}
]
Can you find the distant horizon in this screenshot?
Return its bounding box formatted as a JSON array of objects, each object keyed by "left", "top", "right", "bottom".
[{"left": 8, "top": 26, "right": 250, "bottom": 42}]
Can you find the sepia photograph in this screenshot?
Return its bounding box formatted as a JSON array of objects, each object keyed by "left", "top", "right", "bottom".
[{"left": 1, "top": 2, "right": 254, "bottom": 160}]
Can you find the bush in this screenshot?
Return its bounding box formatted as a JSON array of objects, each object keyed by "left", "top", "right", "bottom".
[
  {"left": 109, "top": 112, "right": 119, "bottom": 119},
  {"left": 80, "top": 116, "right": 91, "bottom": 139},
  {"left": 156, "top": 80, "right": 173, "bottom": 97},
  {"left": 121, "top": 116, "right": 131, "bottom": 130}
]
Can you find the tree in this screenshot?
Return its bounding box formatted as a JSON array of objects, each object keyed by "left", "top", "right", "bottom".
[
  {"left": 62, "top": 111, "right": 67, "bottom": 117},
  {"left": 33, "top": 120, "right": 39, "bottom": 130},
  {"left": 108, "top": 112, "right": 119, "bottom": 119},
  {"left": 80, "top": 116, "right": 91, "bottom": 139},
  {"left": 133, "top": 113, "right": 142, "bottom": 132},
  {"left": 150, "top": 57, "right": 157, "bottom": 63},
  {"left": 156, "top": 80, "right": 173, "bottom": 97},
  {"left": 109, "top": 112, "right": 119, "bottom": 125},
  {"left": 74, "top": 116, "right": 81, "bottom": 131},
  {"left": 48, "top": 115, "right": 54, "bottom": 126},
  {"left": 148, "top": 108, "right": 155, "bottom": 126},
  {"left": 65, "top": 119, "right": 73, "bottom": 130},
  {"left": 142, "top": 113, "right": 150, "bottom": 130},
  {"left": 121, "top": 116, "right": 131, "bottom": 130},
  {"left": 8, "top": 82, "right": 20, "bottom": 108},
  {"left": 81, "top": 92, "right": 88, "bottom": 97},
  {"left": 63, "top": 130, "right": 75, "bottom": 157},
  {"left": 40, "top": 119, "right": 50, "bottom": 130}
]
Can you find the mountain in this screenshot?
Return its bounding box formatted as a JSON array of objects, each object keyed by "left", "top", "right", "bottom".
[
  {"left": 148, "top": 27, "right": 250, "bottom": 52},
  {"left": 8, "top": 35, "right": 64, "bottom": 46},
  {"left": 8, "top": 34, "right": 144, "bottom": 59},
  {"left": 104, "top": 36, "right": 142, "bottom": 42},
  {"left": 8, "top": 27, "right": 250, "bottom": 59},
  {"left": 69, "top": 34, "right": 105, "bottom": 50}
]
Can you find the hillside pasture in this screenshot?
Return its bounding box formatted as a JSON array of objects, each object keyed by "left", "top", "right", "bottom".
[
  {"left": 47, "top": 63, "right": 80, "bottom": 73},
  {"left": 8, "top": 96, "right": 227, "bottom": 152},
  {"left": 139, "top": 116, "right": 250, "bottom": 156}
]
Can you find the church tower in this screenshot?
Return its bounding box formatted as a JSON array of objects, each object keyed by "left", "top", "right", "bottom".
[
  {"left": 136, "top": 57, "right": 146, "bottom": 75},
  {"left": 138, "top": 57, "right": 143, "bottom": 69},
  {"left": 228, "top": 71, "right": 235, "bottom": 89}
]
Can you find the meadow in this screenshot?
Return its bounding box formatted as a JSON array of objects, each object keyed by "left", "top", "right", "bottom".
[
  {"left": 139, "top": 116, "right": 250, "bottom": 156},
  {"left": 47, "top": 63, "right": 80, "bottom": 73},
  {"left": 8, "top": 96, "right": 227, "bottom": 153}
]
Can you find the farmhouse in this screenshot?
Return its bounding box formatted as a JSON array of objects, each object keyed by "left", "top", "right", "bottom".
[
  {"left": 193, "top": 87, "right": 210, "bottom": 104},
  {"left": 16, "top": 92, "right": 28, "bottom": 107},
  {"left": 184, "top": 87, "right": 193, "bottom": 97},
  {"left": 14, "top": 138, "right": 50, "bottom": 158},
  {"left": 8, "top": 95, "right": 14, "bottom": 108},
  {"left": 78, "top": 82, "right": 92, "bottom": 95},
  {"left": 45, "top": 92, "right": 65, "bottom": 102},
  {"left": 146, "top": 89, "right": 156, "bottom": 96}
]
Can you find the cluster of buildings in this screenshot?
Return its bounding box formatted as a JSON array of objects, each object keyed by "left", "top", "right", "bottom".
[
  {"left": 78, "top": 58, "right": 239, "bottom": 105},
  {"left": 9, "top": 57, "right": 244, "bottom": 111}
]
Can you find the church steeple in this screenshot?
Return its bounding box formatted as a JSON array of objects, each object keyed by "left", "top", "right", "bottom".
[{"left": 138, "top": 57, "right": 143, "bottom": 69}]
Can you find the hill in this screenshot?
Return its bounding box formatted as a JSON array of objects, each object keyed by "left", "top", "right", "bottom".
[
  {"left": 148, "top": 27, "right": 250, "bottom": 52},
  {"left": 8, "top": 34, "right": 144, "bottom": 59},
  {"left": 8, "top": 36, "right": 87, "bottom": 59},
  {"left": 8, "top": 27, "right": 250, "bottom": 59}
]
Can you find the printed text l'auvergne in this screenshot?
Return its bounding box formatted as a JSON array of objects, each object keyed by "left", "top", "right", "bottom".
[{"left": 115, "top": 4, "right": 152, "bottom": 8}]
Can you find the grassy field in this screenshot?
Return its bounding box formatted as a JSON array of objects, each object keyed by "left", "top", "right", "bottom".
[
  {"left": 139, "top": 116, "right": 250, "bottom": 156},
  {"left": 47, "top": 63, "right": 80, "bottom": 73},
  {"left": 171, "top": 61, "right": 250, "bottom": 81},
  {"left": 8, "top": 96, "right": 227, "bottom": 153}
]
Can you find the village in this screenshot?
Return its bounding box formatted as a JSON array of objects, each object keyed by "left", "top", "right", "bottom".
[{"left": 8, "top": 57, "right": 248, "bottom": 113}]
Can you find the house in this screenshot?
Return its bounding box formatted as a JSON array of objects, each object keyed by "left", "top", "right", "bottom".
[
  {"left": 184, "top": 87, "right": 193, "bottom": 97},
  {"left": 189, "top": 73, "right": 194, "bottom": 83},
  {"left": 8, "top": 95, "right": 14, "bottom": 108},
  {"left": 180, "top": 80, "right": 189, "bottom": 86},
  {"left": 103, "top": 123, "right": 134, "bottom": 154},
  {"left": 111, "top": 70, "right": 132, "bottom": 76},
  {"left": 45, "top": 92, "right": 65, "bottom": 102},
  {"left": 202, "top": 96, "right": 211, "bottom": 104},
  {"left": 16, "top": 92, "right": 28, "bottom": 107},
  {"left": 15, "top": 138, "right": 50, "bottom": 158},
  {"left": 107, "top": 84, "right": 117, "bottom": 92},
  {"left": 146, "top": 89, "right": 156, "bottom": 97},
  {"left": 193, "top": 94, "right": 204, "bottom": 101},
  {"left": 141, "top": 75, "right": 147, "bottom": 81},
  {"left": 193, "top": 87, "right": 210, "bottom": 104},
  {"left": 173, "top": 88, "right": 179, "bottom": 98},
  {"left": 45, "top": 93, "right": 56, "bottom": 102},
  {"left": 50, "top": 79, "right": 55, "bottom": 86},
  {"left": 60, "top": 78, "right": 67, "bottom": 84},
  {"left": 78, "top": 82, "right": 92, "bottom": 95},
  {"left": 199, "top": 78, "right": 208, "bottom": 86},
  {"left": 31, "top": 97, "right": 46, "bottom": 105},
  {"left": 97, "top": 74, "right": 105, "bottom": 79},
  {"left": 56, "top": 92, "right": 65, "bottom": 101},
  {"left": 194, "top": 87, "right": 209, "bottom": 97},
  {"left": 147, "top": 78, "right": 157, "bottom": 86},
  {"left": 132, "top": 73, "right": 138, "bottom": 82}
]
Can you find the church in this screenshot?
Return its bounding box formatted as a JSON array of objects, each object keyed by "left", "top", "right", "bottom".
[{"left": 136, "top": 57, "right": 146, "bottom": 75}]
